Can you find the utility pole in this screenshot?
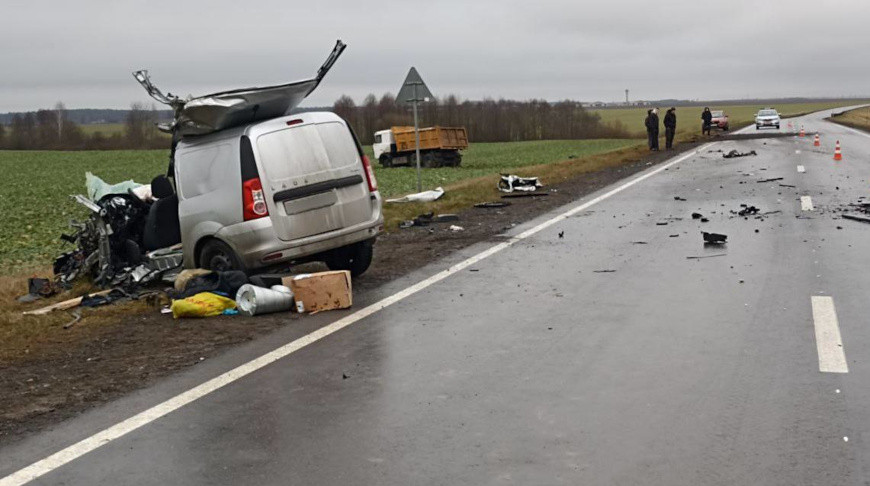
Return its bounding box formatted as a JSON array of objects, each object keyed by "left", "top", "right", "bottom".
[{"left": 397, "top": 67, "right": 434, "bottom": 193}]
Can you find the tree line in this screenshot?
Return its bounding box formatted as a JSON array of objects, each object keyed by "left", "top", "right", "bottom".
[
  {"left": 0, "top": 102, "right": 167, "bottom": 150},
  {"left": 332, "top": 94, "right": 631, "bottom": 145},
  {"left": 0, "top": 95, "right": 631, "bottom": 151}
]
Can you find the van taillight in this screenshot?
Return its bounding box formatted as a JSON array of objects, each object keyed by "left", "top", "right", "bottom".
[
  {"left": 361, "top": 155, "right": 377, "bottom": 192},
  {"left": 243, "top": 177, "right": 269, "bottom": 221}
]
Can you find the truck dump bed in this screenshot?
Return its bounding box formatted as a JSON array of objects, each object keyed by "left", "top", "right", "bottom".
[{"left": 392, "top": 126, "right": 468, "bottom": 153}]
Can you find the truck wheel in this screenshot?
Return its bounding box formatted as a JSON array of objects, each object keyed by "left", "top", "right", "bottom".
[
  {"left": 378, "top": 154, "right": 392, "bottom": 168},
  {"left": 199, "top": 239, "right": 245, "bottom": 273},
  {"left": 324, "top": 239, "right": 374, "bottom": 277},
  {"left": 422, "top": 152, "right": 436, "bottom": 168}
]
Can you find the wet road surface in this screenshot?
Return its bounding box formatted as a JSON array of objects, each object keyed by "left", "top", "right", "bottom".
[{"left": 3, "top": 108, "right": 870, "bottom": 485}]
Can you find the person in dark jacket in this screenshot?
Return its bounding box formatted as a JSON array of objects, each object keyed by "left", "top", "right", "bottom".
[
  {"left": 701, "top": 107, "right": 713, "bottom": 135},
  {"left": 663, "top": 107, "right": 677, "bottom": 150},
  {"left": 645, "top": 108, "right": 660, "bottom": 151}
]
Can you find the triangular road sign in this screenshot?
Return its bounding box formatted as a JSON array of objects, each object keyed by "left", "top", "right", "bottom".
[{"left": 396, "top": 67, "right": 434, "bottom": 105}]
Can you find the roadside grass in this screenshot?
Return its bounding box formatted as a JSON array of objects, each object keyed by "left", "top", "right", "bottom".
[
  {"left": 0, "top": 139, "right": 640, "bottom": 359},
  {"left": 828, "top": 106, "right": 870, "bottom": 132},
  {"left": 593, "top": 101, "right": 868, "bottom": 137}
]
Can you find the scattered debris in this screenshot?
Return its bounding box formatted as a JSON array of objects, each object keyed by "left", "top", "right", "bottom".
[
  {"left": 656, "top": 222, "right": 668, "bottom": 226},
  {"left": 235, "top": 284, "right": 294, "bottom": 316},
  {"left": 400, "top": 212, "right": 462, "bottom": 228},
  {"left": 23, "top": 289, "right": 114, "bottom": 316},
  {"left": 62, "top": 310, "right": 83, "bottom": 330},
  {"left": 498, "top": 174, "right": 542, "bottom": 193},
  {"left": 737, "top": 205, "right": 760, "bottom": 216},
  {"left": 702, "top": 232, "right": 727, "bottom": 244},
  {"left": 779, "top": 183, "right": 796, "bottom": 188},
  {"left": 386, "top": 186, "right": 445, "bottom": 203},
  {"left": 474, "top": 201, "right": 511, "bottom": 209},
  {"left": 631, "top": 241, "right": 648, "bottom": 244},
  {"left": 757, "top": 177, "right": 784, "bottom": 183},
  {"left": 669, "top": 234, "right": 679, "bottom": 238},
  {"left": 842, "top": 213, "right": 870, "bottom": 224},
  {"left": 286, "top": 270, "right": 352, "bottom": 313},
  {"left": 691, "top": 212, "right": 703, "bottom": 220},
  {"left": 700, "top": 218, "right": 709, "bottom": 223},
  {"left": 558, "top": 231, "right": 565, "bottom": 238},
  {"left": 501, "top": 192, "right": 549, "bottom": 199},
  {"left": 17, "top": 278, "right": 59, "bottom": 303},
  {"left": 449, "top": 225, "right": 465, "bottom": 232},
  {"left": 674, "top": 196, "right": 687, "bottom": 201},
  {"left": 170, "top": 292, "right": 237, "bottom": 318},
  {"left": 593, "top": 270, "right": 616, "bottom": 273},
  {"left": 723, "top": 150, "right": 757, "bottom": 159},
  {"left": 686, "top": 254, "right": 727, "bottom": 259}
]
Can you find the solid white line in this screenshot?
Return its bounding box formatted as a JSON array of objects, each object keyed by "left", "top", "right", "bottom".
[
  {"left": 797, "top": 165, "right": 806, "bottom": 173},
  {"left": 836, "top": 123, "right": 870, "bottom": 140},
  {"left": 811, "top": 296, "right": 848, "bottom": 373},
  {"left": 0, "top": 145, "right": 713, "bottom": 486},
  {"left": 801, "top": 196, "right": 814, "bottom": 211}
]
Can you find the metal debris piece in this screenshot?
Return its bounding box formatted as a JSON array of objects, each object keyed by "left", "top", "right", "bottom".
[
  {"left": 686, "top": 254, "right": 727, "bottom": 259},
  {"left": 691, "top": 212, "right": 703, "bottom": 219},
  {"left": 757, "top": 177, "right": 784, "bottom": 183},
  {"left": 498, "top": 174, "right": 542, "bottom": 193},
  {"left": 702, "top": 231, "right": 727, "bottom": 244},
  {"left": 674, "top": 196, "right": 687, "bottom": 201},
  {"left": 474, "top": 201, "right": 511, "bottom": 208},
  {"left": 842, "top": 213, "right": 870, "bottom": 224},
  {"left": 593, "top": 270, "right": 616, "bottom": 273},
  {"left": 723, "top": 150, "right": 757, "bottom": 159}
]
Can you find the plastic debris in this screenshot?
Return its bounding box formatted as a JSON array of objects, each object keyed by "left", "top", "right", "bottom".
[
  {"left": 702, "top": 232, "right": 727, "bottom": 244},
  {"left": 498, "top": 174, "right": 542, "bottom": 193},
  {"left": 386, "top": 187, "right": 444, "bottom": 203}
]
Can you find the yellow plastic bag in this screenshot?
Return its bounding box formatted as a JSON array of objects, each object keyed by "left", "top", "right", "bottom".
[{"left": 170, "top": 292, "right": 236, "bottom": 318}]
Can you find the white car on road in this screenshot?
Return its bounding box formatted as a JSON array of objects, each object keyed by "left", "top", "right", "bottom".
[{"left": 755, "top": 109, "right": 781, "bottom": 130}]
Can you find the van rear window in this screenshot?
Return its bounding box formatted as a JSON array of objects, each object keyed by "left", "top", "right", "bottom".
[{"left": 256, "top": 122, "right": 360, "bottom": 181}]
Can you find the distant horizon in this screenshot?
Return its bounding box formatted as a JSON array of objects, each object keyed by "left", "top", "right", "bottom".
[{"left": 1, "top": 95, "right": 867, "bottom": 119}]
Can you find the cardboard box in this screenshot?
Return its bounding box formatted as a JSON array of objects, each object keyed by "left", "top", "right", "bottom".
[{"left": 283, "top": 270, "right": 352, "bottom": 313}]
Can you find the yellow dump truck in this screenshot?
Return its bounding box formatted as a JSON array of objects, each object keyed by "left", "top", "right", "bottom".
[{"left": 372, "top": 126, "right": 468, "bottom": 167}]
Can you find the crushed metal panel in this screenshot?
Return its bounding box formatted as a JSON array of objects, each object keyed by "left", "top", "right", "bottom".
[{"left": 133, "top": 40, "right": 347, "bottom": 137}]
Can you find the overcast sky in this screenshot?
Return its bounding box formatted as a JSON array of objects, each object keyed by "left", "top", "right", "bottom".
[{"left": 1, "top": 0, "right": 868, "bottom": 112}]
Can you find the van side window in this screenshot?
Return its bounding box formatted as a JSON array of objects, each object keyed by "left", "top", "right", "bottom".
[
  {"left": 374, "top": 134, "right": 382, "bottom": 144},
  {"left": 176, "top": 143, "right": 233, "bottom": 198}
]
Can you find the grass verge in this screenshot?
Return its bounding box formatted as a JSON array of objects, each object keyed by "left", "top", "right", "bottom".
[{"left": 827, "top": 106, "right": 870, "bottom": 132}]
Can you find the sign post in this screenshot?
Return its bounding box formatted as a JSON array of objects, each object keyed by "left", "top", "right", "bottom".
[{"left": 397, "top": 67, "right": 434, "bottom": 193}]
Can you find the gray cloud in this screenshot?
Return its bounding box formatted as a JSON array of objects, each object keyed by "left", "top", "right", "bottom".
[{"left": 1, "top": 0, "right": 868, "bottom": 112}]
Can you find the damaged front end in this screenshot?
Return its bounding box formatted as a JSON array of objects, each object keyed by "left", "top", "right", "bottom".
[{"left": 56, "top": 192, "right": 182, "bottom": 288}]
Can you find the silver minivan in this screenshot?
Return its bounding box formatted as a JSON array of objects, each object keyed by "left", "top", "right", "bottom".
[{"left": 171, "top": 111, "right": 383, "bottom": 276}]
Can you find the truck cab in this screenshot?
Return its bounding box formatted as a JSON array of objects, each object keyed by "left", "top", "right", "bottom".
[{"left": 372, "top": 129, "right": 396, "bottom": 165}]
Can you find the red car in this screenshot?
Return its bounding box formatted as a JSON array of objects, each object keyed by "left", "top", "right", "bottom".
[{"left": 710, "top": 110, "right": 729, "bottom": 131}]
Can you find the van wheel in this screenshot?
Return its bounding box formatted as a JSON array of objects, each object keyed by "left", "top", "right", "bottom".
[
  {"left": 324, "top": 239, "right": 374, "bottom": 277},
  {"left": 199, "top": 239, "right": 245, "bottom": 273},
  {"left": 379, "top": 154, "right": 392, "bottom": 168}
]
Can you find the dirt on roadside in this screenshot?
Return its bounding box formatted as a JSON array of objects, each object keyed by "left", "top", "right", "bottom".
[{"left": 0, "top": 134, "right": 760, "bottom": 445}]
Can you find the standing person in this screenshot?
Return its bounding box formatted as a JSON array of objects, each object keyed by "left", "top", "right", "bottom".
[
  {"left": 644, "top": 109, "right": 654, "bottom": 150},
  {"left": 646, "top": 108, "right": 660, "bottom": 151},
  {"left": 663, "top": 107, "right": 677, "bottom": 150},
  {"left": 701, "top": 107, "right": 712, "bottom": 135}
]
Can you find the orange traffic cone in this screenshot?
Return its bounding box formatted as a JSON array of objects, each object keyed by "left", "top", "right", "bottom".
[
  {"left": 788, "top": 121, "right": 793, "bottom": 130},
  {"left": 833, "top": 140, "right": 842, "bottom": 161},
  {"left": 814, "top": 134, "right": 820, "bottom": 147},
  {"left": 799, "top": 126, "right": 805, "bottom": 137}
]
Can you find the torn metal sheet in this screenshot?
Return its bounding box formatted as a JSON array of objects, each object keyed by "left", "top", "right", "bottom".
[{"left": 133, "top": 40, "right": 346, "bottom": 136}]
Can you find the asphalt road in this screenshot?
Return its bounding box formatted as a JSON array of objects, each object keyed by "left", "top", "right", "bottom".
[{"left": 3, "top": 108, "right": 870, "bottom": 485}]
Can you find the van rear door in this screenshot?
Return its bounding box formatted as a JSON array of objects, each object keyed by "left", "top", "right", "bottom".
[{"left": 254, "top": 120, "right": 373, "bottom": 242}]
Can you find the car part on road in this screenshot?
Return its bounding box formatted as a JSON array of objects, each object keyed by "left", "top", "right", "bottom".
[
  {"left": 691, "top": 212, "right": 703, "bottom": 219},
  {"left": 757, "top": 177, "right": 784, "bottom": 183},
  {"left": 498, "top": 174, "right": 542, "bottom": 193},
  {"left": 702, "top": 231, "right": 727, "bottom": 244},
  {"left": 842, "top": 213, "right": 870, "bottom": 224},
  {"left": 723, "top": 149, "right": 757, "bottom": 159},
  {"left": 386, "top": 187, "right": 445, "bottom": 203},
  {"left": 686, "top": 253, "right": 727, "bottom": 260},
  {"left": 235, "top": 284, "right": 294, "bottom": 317},
  {"left": 474, "top": 201, "right": 512, "bottom": 209}
]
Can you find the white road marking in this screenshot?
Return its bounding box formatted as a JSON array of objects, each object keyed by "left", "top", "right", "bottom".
[
  {"left": 0, "top": 146, "right": 714, "bottom": 486},
  {"left": 837, "top": 123, "right": 870, "bottom": 140},
  {"left": 811, "top": 296, "right": 848, "bottom": 373},
  {"left": 797, "top": 165, "right": 806, "bottom": 173},
  {"left": 801, "top": 196, "right": 814, "bottom": 211}
]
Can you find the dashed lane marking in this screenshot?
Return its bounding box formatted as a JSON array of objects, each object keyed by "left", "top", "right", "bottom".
[
  {"left": 811, "top": 296, "right": 848, "bottom": 373},
  {"left": 801, "top": 196, "right": 814, "bottom": 211}
]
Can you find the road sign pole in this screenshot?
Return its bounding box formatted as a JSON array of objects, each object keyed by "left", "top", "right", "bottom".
[{"left": 412, "top": 83, "right": 422, "bottom": 192}]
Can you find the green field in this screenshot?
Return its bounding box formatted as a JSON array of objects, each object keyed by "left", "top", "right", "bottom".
[
  {"left": 0, "top": 139, "right": 636, "bottom": 270},
  {"left": 78, "top": 123, "right": 126, "bottom": 136},
  {"left": 593, "top": 101, "right": 867, "bottom": 136}
]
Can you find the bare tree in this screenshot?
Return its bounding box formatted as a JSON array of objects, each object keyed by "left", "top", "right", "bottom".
[{"left": 54, "top": 101, "right": 66, "bottom": 141}]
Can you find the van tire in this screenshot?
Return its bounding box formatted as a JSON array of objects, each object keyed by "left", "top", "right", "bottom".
[
  {"left": 324, "top": 239, "right": 374, "bottom": 277},
  {"left": 199, "top": 239, "right": 246, "bottom": 273}
]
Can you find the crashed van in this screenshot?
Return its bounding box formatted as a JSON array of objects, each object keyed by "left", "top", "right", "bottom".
[
  {"left": 139, "top": 40, "right": 382, "bottom": 277},
  {"left": 56, "top": 41, "right": 382, "bottom": 288}
]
